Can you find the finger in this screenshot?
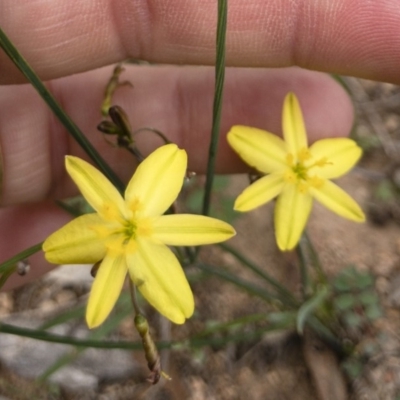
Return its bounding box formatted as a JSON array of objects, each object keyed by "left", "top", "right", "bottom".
[
  {"left": 0, "top": 202, "right": 71, "bottom": 291},
  {"left": 0, "top": 65, "right": 353, "bottom": 206},
  {"left": 1, "top": 0, "right": 400, "bottom": 84}
]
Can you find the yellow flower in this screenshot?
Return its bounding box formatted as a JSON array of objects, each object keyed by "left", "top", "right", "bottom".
[
  {"left": 43, "top": 144, "right": 235, "bottom": 328},
  {"left": 227, "top": 92, "right": 365, "bottom": 251}
]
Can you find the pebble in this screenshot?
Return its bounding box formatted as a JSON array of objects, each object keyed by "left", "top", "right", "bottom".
[{"left": 0, "top": 314, "right": 141, "bottom": 393}]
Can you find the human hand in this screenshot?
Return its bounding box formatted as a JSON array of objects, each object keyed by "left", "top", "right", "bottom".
[{"left": 1, "top": 0, "right": 399, "bottom": 288}]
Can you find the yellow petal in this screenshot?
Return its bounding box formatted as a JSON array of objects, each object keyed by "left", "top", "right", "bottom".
[
  {"left": 227, "top": 126, "right": 287, "bottom": 174},
  {"left": 127, "top": 239, "right": 194, "bottom": 324},
  {"left": 86, "top": 251, "right": 127, "bottom": 328},
  {"left": 234, "top": 173, "right": 284, "bottom": 212},
  {"left": 282, "top": 93, "right": 308, "bottom": 156},
  {"left": 43, "top": 214, "right": 106, "bottom": 264},
  {"left": 275, "top": 184, "right": 313, "bottom": 251},
  {"left": 152, "top": 214, "right": 236, "bottom": 245},
  {"left": 125, "top": 144, "right": 187, "bottom": 218},
  {"left": 65, "top": 156, "right": 127, "bottom": 222},
  {"left": 309, "top": 138, "right": 362, "bottom": 179},
  {"left": 310, "top": 180, "right": 365, "bottom": 222}
]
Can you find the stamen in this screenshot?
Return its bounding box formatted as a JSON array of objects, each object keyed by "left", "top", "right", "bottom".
[
  {"left": 308, "top": 176, "right": 324, "bottom": 188},
  {"left": 298, "top": 181, "right": 309, "bottom": 193},
  {"left": 298, "top": 148, "right": 311, "bottom": 162},
  {"left": 286, "top": 153, "right": 294, "bottom": 167}
]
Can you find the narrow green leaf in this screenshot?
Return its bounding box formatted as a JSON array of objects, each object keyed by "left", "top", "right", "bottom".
[
  {"left": 202, "top": 0, "right": 228, "bottom": 215},
  {"left": 38, "top": 294, "right": 132, "bottom": 381},
  {"left": 0, "top": 243, "right": 43, "bottom": 274},
  {"left": 219, "top": 243, "right": 298, "bottom": 307},
  {"left": 196, "top": 262, "right": 280, "bottom": 304},
  {"left": 297, "top": 286, "right": 330, "bottom": 334},
  {"left": 0, "top": 321, "right": 274, "bottom": 351},
  {"left": 39, "top": 304, "right": 86, "bottom": 330},
  {"left": 0, "top": 27, "right": 124, "bottom": 193}
]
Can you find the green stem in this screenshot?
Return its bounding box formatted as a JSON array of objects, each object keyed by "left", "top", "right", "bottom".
[
  {"left": 0, "top": 321, "right": 286, "bottom": 351},
  {"left": 0, "top": 242, "right": 43, "bottom": 274},
  {"left": 304, "top": 231, "right": 328, "bottom": 284},
  {"left": 297, "top": 235, "right": 310, "bottom": 299},
  {"left": 202, "top": 0, "right": 227, "bottom": 215},
  {"left": 219, "top": 243, "right": 298, "bottom": 307},
  {"left": 0, "top": 27, "right": 124, "bottom": 193},
  {"left": 195, "top": 313, "right": 267, "bottom": 337},
  {"left": 196, "top": 262, "right": 281, "bottom": 304},
  {"left": 0, "top": 266, "right": 16, "bottom": 289}
]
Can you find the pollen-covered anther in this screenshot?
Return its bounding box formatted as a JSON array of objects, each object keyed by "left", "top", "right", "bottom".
[
  {"left": 284, "top": 169, "right": 297, "bottom": 183},
  {"left": 128, "top": 197, "right": 144, "bottom": 213},
  {"left": 297, "top": 148, "right": 311, "bottom": 162},
  {"left": 313, "top": 157, "right": 331, "bottom": 168},
  {"left": 308, "top": 176, "right": 324, "bottom": 188},
  {"left": 297, "top": 181, "right": 309, "bottom": 193},
  {"left": 286, "top": 153, "right": 294, "bottom": 167}
]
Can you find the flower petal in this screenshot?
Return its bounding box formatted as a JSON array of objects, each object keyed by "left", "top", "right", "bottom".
[
  {"left": 282, "top": 93, "right": 308, "bottom": 155},
  {"left": 66, "top": 156, "right": 127, "bottom": 221},
  {"left": 275, "top": 184, "right": 313, "bottom": 251},
  {"left": 43, "top": 214, "right": 106, "bottom": 264},
  {"left": 125, "top": 144, "right": 187, "bottom": 218},
  {"left": 152, "top": 214, "right": 236, "bottom": 245},
  {"left": 227, "top": 126, "right": 287, "bottom": 174},
  {"left": 86, "top": 251, "right": 127, "bottom": 328},
  {"left": 309, "top": 138, "right": 362, "bottom": 179},
  {"left": 234, "top": 173, "right": 284, "bottom": 212},
  {"left": 127, "top": 239, "right": 194, "bottom": 324},
  {"left": 310, "top": 180, "right": 365, "bottom": 222}
]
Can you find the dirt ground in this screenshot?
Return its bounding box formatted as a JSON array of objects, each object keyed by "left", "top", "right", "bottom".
[{"left": 1, "top": 78, "right": 400, "bottom": 400}]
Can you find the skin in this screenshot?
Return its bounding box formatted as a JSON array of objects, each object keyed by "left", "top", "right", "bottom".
[{"left": 1, "top": 0, "right": 400, "bottom": 289}]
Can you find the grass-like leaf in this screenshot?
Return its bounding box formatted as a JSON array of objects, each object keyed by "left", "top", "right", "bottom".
[
  {"left": 202, "top": 0, "right": 228, "bottom": 215},
  {"left": 38, "top": 294, "right": 133, "bottom": 381},
  {"left": 196, "top": 262, "right": 279, "bottom": 304},
  {"left": 0, "top": 26, "right": 124, "bottom": 193},
  {"left": 219, "top": 243, "right": 298, "bottom": 307},
  {"left": 297, "top": 286, "right": 330, "bottom": 335}
]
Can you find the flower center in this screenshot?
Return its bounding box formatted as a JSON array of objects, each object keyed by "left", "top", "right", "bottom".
[
  {"left": 122, "top": 220, "right": 137, "bottom": 244},
  {"left": 284, "top": 148, "right": 328, "bottom": 193}
]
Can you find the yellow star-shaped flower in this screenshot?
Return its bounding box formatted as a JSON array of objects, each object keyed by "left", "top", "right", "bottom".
[
  {"left": 43, "top": 144, "right": 235, "bottom": 328},
  {"left": 227, "top": 92, "right": 365, "bottom": 251}
]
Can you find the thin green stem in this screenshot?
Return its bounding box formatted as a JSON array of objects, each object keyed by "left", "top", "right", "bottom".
[
  {"left": 219, "top": 243, "right": 298, "bottom": 307},
  {"left": 304, "top": 231, "right": 328, "bottom": 284},
  {"left": 128, "top": 279, "right": 142, "bottom": 315},
  {"left": 196, "top": 262, "right": 282, "bottom": 305},
  {"left": 0, "top": 321, "right": 288, "bottom": 351},
  {"left": 0, "top": 242, "right": 43, "bottom": 274},
  {"left": 296, "top": 286, "right": 329, "bottom": 334},
  {"left": 0, "top": 27, "right": 124, "bottom": 193},
  {"left": 0, "top": 265, "right": 16, "bottom": 289},
  {"left": 297, "top": 235, "right": 310, "bottom": 299},
  {"left": 202, "top": 0, "right": 227, "bottom": 215},
  {"left": 38, "top": 296, "right": 132, "bottom": 381}
]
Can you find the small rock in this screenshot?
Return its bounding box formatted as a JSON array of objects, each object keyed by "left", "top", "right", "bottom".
[
  {"left": 45, "top": 264, "right": 94, "bottom": 287},
  {"left": 54, "top": 290, "right": 77, "bottom": 305},
  {"left": 0, "top": 292, "right": 13, "bottom": 316},
  {"left": 0, "top": 314, "right": 141, "bottom": 393}
]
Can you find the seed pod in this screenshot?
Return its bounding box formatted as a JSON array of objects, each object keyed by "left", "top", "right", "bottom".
[
  {"left": 109, "top": 106, "right": 133, "bottom": 143},
  {"left": 134, "top": 314, "right": 162, "bottom": 384},
  {"left": 97, "top": 121, "right": 120, "bottom": 135}
]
